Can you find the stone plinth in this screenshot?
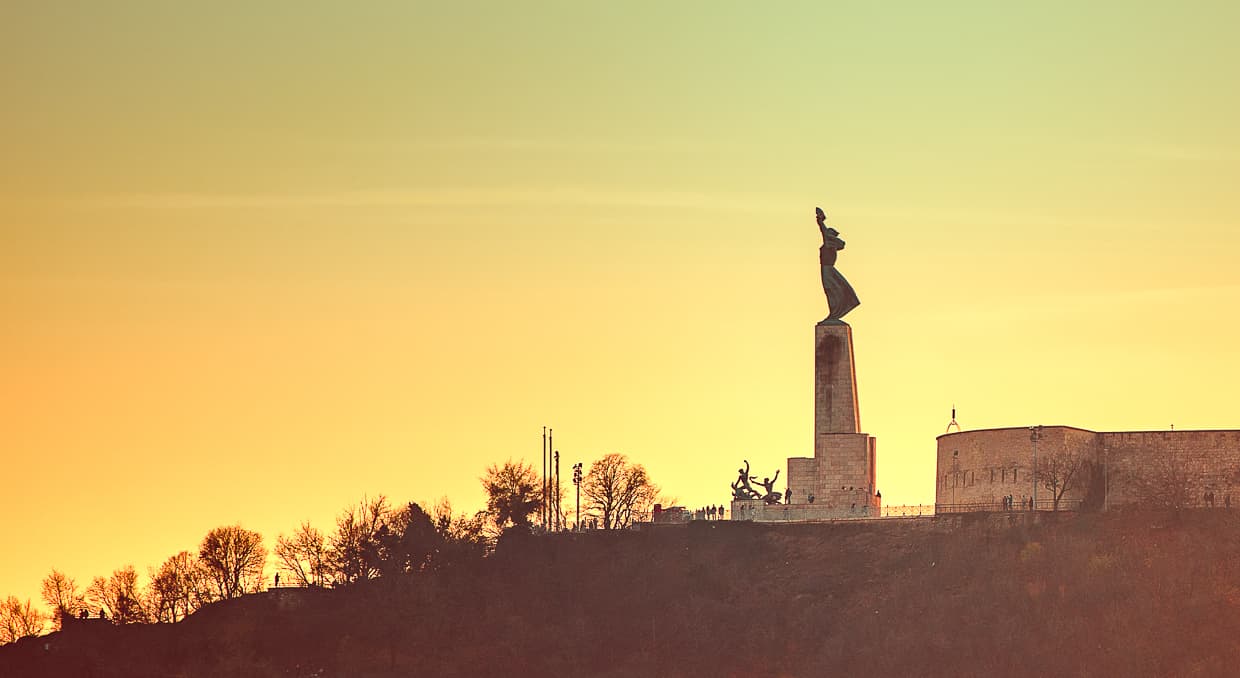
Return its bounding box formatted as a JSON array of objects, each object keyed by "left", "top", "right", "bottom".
[
  {"left": 815, "top": 322, "right": 860, "bottom": 436},
  {"left": 816, "top": 432, "right": 877, "bottom": 507},
  {"left": 786, "top": 457, "right": 816, "bottom": 506}
]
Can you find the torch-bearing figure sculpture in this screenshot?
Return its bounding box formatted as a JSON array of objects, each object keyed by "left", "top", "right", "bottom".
[{"left": 815, "top": 207, "right": 860, "bottom": 323}]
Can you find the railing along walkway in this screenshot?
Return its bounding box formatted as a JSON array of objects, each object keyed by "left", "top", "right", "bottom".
[{"left": 935, "top": 499, "right": 1084, "bottom": 514}]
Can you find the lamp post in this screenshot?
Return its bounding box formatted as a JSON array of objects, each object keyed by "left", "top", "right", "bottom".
[
  {"left": 951, "top": 451, "right": 959, "bottom": 507},
  {"left": 550, "top": 428, "right": 555, "bottom": 530},
  {"left": 572, "top": 462, "right": 583, "bottom": 531},
  {"left": 1029, "top": 425, "right": 1043, "bottom": 511},
  {"left": 542, "top": 427, "right": 549, "bottom": 530}
]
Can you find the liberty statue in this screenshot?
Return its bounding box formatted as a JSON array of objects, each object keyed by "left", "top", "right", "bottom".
[{"left": 815, "top": 207, "right": 860, "bottom": 323}]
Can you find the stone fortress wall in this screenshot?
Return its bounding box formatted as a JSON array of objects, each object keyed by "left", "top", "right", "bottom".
[
  {"left": 937, "top": 427, "right": 1240, "bottom": 509},
  {"left": 1101, "top": 430, "right": 1240, "bottom": 506}
]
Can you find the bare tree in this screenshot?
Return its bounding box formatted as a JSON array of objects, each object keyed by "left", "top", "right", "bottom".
[
  {"left": 40, "top": 569, "right": 85, "bottom": 629},
  {"left": 1035, "top": 447, "right": 1089, "bottom": 511},
  {"left": 430, "top": 496, "right": 456, "bottom": 534},
  {"left": 147, "top": 551, "right": 213, "bottom": 623},
  {"left": 430, "top": 497, "right": 489, "bottom": 564},
  {"left": 582, "top": 453, "right": 659, "bottom": 530},
  {"left": 431, "top": 497, "right": 486, "bottom": 542},
  {"left": 275, "top": 521, "right": 328, "bottom": 587},
  {"left": 0, "top": 597, "right": 45, "bottom": 644},
  {"left": 1125, "top": 448, "right": 1204, "bottom": 511},
  {"left": 199, "top": 525, "right": 267, "bottom": 600},
  {"left": 481, "top": 460, "right": 542, "bottom": 532},
  {"left": 327, "top": 495, "right": 390, "bottom": 585},
  {"left": 86, "top": 566, "right": 148, "bottom": 624}
]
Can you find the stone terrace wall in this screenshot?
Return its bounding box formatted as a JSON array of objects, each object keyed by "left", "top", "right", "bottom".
[{"left": 731, "top": 499, "right": 876, "bottom": 522}]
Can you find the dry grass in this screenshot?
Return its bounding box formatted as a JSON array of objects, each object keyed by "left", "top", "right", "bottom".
[{"left": 5, "top": 510, "right": 1240, "bottom": 678}]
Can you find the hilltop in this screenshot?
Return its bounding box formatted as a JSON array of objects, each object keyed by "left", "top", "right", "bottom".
[{"left": 3, "top": 510, "right": 1239, "bottom": 678}]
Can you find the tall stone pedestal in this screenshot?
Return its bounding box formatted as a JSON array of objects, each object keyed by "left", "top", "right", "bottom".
[
  {"left": 814, "top": 322, "right": 860, "bottom": 436},
  {"left": 779, "top": 321, "right": 879, "bottom": 519}
]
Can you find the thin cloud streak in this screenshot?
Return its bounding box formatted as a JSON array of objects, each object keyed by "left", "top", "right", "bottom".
[
  {"left": 310, "top": 135, "right": 775, "bottom": 156},
  {"left": 76, "top": 188, "right": 795, "bottom": 213},
  {"left": 946, "top": 284, "right": 1240, "bottom": 322}
]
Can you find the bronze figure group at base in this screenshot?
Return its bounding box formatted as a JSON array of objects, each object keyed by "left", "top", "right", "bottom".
[{"left": 731, "top": 460, "right": 782, "bottom": 504}]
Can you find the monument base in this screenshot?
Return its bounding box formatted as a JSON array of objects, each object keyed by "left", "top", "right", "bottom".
[
  {"left": 730, "top": 498, "right": 878, "bottom": 522},
  {"left": 775, "top": 320, "right": 879, "bottom": 518},
  {"left": 784, "top": 434, "right": 878, "bottom": 508},
  {"left": 729, "top": 316, "right": 882, "bottom": 522}
]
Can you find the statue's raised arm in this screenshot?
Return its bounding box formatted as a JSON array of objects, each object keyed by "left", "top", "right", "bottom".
[{"left": 815, "top": 207, "right": 860, "bottom": 323}]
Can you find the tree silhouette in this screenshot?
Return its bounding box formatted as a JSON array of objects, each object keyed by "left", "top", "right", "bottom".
[
  {"left": 148, "top": 551, "right": 213, "bottom": 623},
  {"left": 1125, "top": 448, "right": 1204, "bottom": 511},
  {"left": 87, "top": 566, "right": 148, "bottom": 624},
  {"left": 0, "top": 596, "right": 45, "bottom": 644},
  {"left": 275, "top": 521, "right": 328, "bottom": 587},
  {"left": 481, "top": 460, "right": 542, "bottom": 532},
  {"left": 582, "top": 453, "right": 659, "bottom": 530},
  {"left": 431, "top": 498, "right": 489, "bottom": 566},
  {"left": 40, "top": 569, "right": 85, "bottom": 630},
  {"left": 327, "top": 495, "right": 390, "bottom": 584},
  {"left": 374, "top": 502, "right": 441, "bottom": 577},
  {"left": 199, "top": 525, "right": 266, "bottom": 600},
  {"left": 1035, "top": 447, "right": 1090, "bottom": 511}
]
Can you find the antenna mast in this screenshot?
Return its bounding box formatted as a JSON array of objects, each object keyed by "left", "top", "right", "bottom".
[{"left": 946, "top": 406, "right": 961, "bottom": 433}]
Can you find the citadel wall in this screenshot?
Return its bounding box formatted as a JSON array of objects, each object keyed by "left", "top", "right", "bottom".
[
  {"left": 1101, "top": 430, "right": 1240, "bottom": 507},
  {"left": 935, "top": 427, "right": 1095, "bottom": 509},
  {"left": 936, "top": 427, "right": 1240, "bottom": 510}
]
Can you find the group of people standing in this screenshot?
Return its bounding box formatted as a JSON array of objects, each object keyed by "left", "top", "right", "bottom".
[
  {"left": 1001, "top": 495, "right": 1034, "bottom": 511},
  {"left": 693, "top": 505, "right": 727, "bottom": 520},
  {"left": 1204, "top": 490, "right": 1231, "bottom": 508}
]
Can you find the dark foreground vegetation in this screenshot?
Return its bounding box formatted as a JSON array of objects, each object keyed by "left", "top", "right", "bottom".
[{"left": 4, "top": 510, "right": 1240, "bottom": 678}]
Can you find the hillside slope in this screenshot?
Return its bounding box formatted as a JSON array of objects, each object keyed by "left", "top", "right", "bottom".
[{"left": 3, "top": 510, "right": 1239, "bottom": 678}]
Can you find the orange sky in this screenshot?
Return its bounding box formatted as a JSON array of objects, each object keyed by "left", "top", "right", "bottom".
[{"left": 4, "top": 1, "right": 1240, "bottom": 610}]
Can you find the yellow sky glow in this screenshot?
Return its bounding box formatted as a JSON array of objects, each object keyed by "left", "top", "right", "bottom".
[{"left": 3, "top": 1, "right": 1240, "bottom": 608}]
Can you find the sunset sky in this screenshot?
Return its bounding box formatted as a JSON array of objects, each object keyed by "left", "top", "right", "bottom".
[{"left": 4, "top": 1, "right": 1240, "bottom": 608}]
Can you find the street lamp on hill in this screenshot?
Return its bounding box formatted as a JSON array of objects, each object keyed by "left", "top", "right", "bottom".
[
  {"left": 572, "top": 462, "right": 583, "bottom": 531},
  {"left": 1029, "top": 425, "right": 1043, "bottom": 511}
]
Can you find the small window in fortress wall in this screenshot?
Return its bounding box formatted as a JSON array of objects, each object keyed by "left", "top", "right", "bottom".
[
  {"left": 1013, "top": 467, "right": 1018, "bottom": 482},
  {"left": 1002, "top": 468, "right": 1006, "bottom": 482},
  {"left": 990, "top": 468, "right": 995, "bottom": 483}
]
